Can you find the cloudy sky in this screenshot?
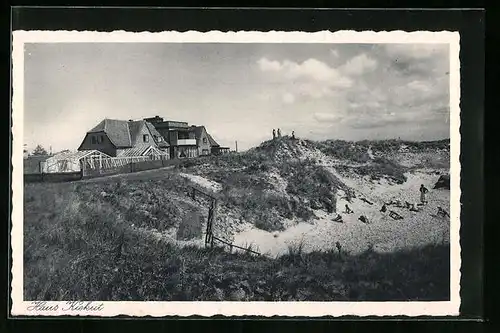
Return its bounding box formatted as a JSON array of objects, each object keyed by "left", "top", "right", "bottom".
[{"left": 23, "top": 42, "right": 450, "bottom": 152}]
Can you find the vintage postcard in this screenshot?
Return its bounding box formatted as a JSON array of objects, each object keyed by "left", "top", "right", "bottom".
[{"left": 11, "top": 30, "right": 461, "bottom": 317}]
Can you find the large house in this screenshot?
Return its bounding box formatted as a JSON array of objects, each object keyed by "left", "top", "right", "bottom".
[
  {"left": 78, "top": 119, "right": 170, "bottom": 158},
  {"left": 144, "top": 116, "right": 229, "bottom": 159}
]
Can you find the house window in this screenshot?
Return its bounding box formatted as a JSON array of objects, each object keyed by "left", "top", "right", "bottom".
[
  {"left": 143, "top": 134, "right": 149, "bottom": 143},
  {"left": 157, "top": 136, "right": 162, "bottom": 142},
  {"left": 202, "top": 149, "right": 209, "bottom": 155},
  {"left": 98, "top": 136, "right": 104, "bottom": 144},
  {"left": 91, "top": 136, "right": 97, "bottom": 144},
  {"left": 203, "top": 138, "right": 208, "bottom": 144},
  {"left": 178, "top": 132, "right": 189, "bottom": 140}
]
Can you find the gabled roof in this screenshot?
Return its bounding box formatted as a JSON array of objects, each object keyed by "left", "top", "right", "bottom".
[
  {"left": 128, "top": 121, "right": 144, "bottom": 146},
  {"left": 191, "top": 126, "right": 205, "bottom": 141},
  {"left": 86, "top": 119, "right": 169, "bottom": 148},
  {"left": 191, "top": 125, "right": 221, "bottom": 147},
  {"left": 207, "top": 134, "right": 220, "bottom": 147},
  {"left": 88, "top": 119, "right": 132, "bottom": 148},
  {"left": 145, "top": 122, "right": 170, "bottom": 147}
]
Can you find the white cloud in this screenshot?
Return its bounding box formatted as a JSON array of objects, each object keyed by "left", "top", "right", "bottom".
[
  {"left": 340, "top": 53, "right": 378, "bottom": 76},
  {"left": 408, "top": 80, "right": 432, "bottom": 92},
  {"left": 258, "top": 57, "right": 352, "bottom": 87},
  {"left": 282, "top": 92, "right": 295, "bottom": 104},
  {"left": 257, "top": 57, "right": 352, "bottom": 100},
  {"left": 313, "top": 112, "right": 343, "bottom": 123},
  {"left": 257, "top": 57, "right": 282, "bottom": 71},
  {"left": 296, "top": 83, "right": 335, "bottom": 99}
]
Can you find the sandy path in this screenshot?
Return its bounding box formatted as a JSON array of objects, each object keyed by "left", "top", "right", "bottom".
[{"left": 179, "top": 173, "right": 223, "bottom": 193}]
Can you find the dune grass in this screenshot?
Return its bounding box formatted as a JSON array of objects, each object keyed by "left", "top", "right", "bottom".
[{"left": 24, "top": 181, "right": 450, "bottom": 301}]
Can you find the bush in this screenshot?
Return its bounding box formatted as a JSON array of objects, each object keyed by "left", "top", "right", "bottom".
[
  {"left": 284, "top": 161, "right": 344, "bottom": 213},
  {"left": 355, "top": 158, "right": 408, "bottom": 184}
]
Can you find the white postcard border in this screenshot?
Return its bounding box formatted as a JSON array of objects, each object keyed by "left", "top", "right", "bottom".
[{"left": 11, "top": 30, "right": 461, "bottom": 317}]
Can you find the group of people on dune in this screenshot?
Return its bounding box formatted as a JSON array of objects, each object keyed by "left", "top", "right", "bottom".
[
  {"left": 332, "top": 183, "right": 448, "bottom": 224},
  {"left": 272, "top": 129, "right": 296, "bottom": 140}
]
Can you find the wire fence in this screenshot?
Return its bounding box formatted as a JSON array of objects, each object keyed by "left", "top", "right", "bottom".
[{"left": 187, "top": 184, "right": 261, "bottom": 256}]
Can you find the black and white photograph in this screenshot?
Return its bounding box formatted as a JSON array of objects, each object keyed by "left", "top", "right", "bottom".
[{"left": 11, "top": 30, "right": 461, "bottom": 317}]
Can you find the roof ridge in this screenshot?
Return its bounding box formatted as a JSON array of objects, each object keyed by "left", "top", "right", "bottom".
[{"left": 126, "top": 121, "right": 132, "bottom": 146}]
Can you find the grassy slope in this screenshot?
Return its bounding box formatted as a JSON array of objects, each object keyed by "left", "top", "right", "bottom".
[
  {"left": 24, "top": 176, "right": 450, "bottom": 301},
  {"left": 178, "top": 139, "right": 356, "bottom": 231}
]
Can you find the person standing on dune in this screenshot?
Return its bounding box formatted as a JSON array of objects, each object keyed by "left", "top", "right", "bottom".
[{"left": 420, "top": 184, "right": 429, "bottom": 204}]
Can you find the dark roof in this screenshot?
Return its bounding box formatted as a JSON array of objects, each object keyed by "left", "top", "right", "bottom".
[
  {"left": 207, "top": 134, "right": 220, "bottom": 147},
  {"left": 192, "top": 126, "right": 221, "bottom": 147},
  {"left": 145, "top": 122, "right": 170, "bottom": 147},
  {"left": 128, "top": 121, "right": 144, "bottom": 146},
  {"left": 86, "top": 119, "right": 169, "bottom": 148},
  {"left": 88, "top": 119, "right": 131, "bottom": 148},
  {"left": 191, "top": 126, "right": 205, "bottom": 141}
]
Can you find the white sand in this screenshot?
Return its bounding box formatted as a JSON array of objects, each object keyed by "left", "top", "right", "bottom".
[
  {"left": 179, "top": 173, "right": 223, "bottom": 193},
  {"left": 233, "top": 170, "right": 450, "bottom": 257}
]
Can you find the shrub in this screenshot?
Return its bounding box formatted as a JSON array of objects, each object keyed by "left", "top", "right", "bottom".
[
  {"left": 284, "top": 162, "right": 343, "bottom": 213},
  {"left": 355, "top": 158, "right": 407, "bottom": 184}
]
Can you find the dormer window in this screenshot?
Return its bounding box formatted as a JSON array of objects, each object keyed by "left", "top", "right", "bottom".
[
  {"left": 203, "top": 138, "right": 207, "bottom": 144},
  {"left": 143, "top": 134, "right": 149, "bottom": 143},
  {"left": 91, "top": 136, "right": 97, "bottom": 144}
]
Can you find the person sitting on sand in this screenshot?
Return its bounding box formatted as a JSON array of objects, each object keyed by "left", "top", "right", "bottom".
[
  {"left": 389, "top": 210, "right": 404, "bottom": 220},
  {"left": 420, "top": 184, "right": 429, "bottom": 204},
  {"left": 437, "top": 206, "right": 450, "bottom": 217},
  {"left": 345, "top": 204, "right": 354, "bottom": 214},
  {"left": 380, "top": 204, "right": 387, "bottom": 213},
  {"left": 358, "top": 215, "right": 369, "bottom": 224},
  {"left": 332, "top": 214, "right": 343, "bottom": 223},
  {"left": 409, "top": 203, "right": 419, "bottom": 212}
]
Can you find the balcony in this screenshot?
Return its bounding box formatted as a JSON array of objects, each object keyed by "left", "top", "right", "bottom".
[{"left": 177, "top": 139, "right": 197, "bottom": 146}]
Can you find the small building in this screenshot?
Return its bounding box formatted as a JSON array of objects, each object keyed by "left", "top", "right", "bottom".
[
  {"left": 78, "top": 118, "right": 170, "bottom": 158},
  {"left": 24, "top": 155, "right": 51, "bottom": 174},
  {"left": 40, "top": 150, "right": 111, "bottom": 173}
]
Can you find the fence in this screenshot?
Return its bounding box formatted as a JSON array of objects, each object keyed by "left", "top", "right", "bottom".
[
  {"left": 24, "top": 171, "right": 83, "bottom": 183},
  {"left": 187, "top": 184, "right": 261, "bottom": 256},
  {"left": 24, "top": 156, "right": 183, "bottom": 183},
  {"left": 81, "top": 155, "right": 152, "bottom": 170},
  {"left": 81, "top": 157, "right": 182, "bottom": 178}
]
